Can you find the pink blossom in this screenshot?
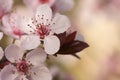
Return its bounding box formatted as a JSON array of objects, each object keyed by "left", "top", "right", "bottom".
[
  {"left": 23, "top": 0, "right": 74, "bottom": 12},
  {"left": 0, "top": 44, "right": 52, "bottom": 80},
  {"left": 1, "top": 13, "right": 24, "bottom": 39},
  {"left": 18, "top": 4, "right": 70, "bottom": 54},
  {"left": 0, "top": 0, "right": 13, "bottom": 19}
]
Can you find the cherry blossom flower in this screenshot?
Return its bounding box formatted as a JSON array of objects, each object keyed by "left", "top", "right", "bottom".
[
  {"left": 0, "top": 44, "right": 52, "bottom": 80},
  {"left": 23, "top": 0, "right": 74, "bottom": 12},
  {"left": 18, "top": 4, "right": 70, "bottom": 54},
  {"left": 0, "top": 32, "right": 3, "bottom": 60},
  {"left": 0, "top": 13, "right": 24, "bottom": 39},
  {"left": 0, "top": 0, "right": 13, "bottom": 19}
]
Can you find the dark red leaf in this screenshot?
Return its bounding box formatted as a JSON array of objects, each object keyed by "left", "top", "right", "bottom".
[
  {"left": 65, "top": 31, "right": 77, "bottom": 45},
  {"left": 55, "top": 32, "right": 66, "bottom": 46},
  {"left": 55, "top": 40, "right": 89, "bottom": 59}
]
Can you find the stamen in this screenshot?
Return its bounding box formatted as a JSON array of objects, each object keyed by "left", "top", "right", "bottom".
[
  {"left": 16, "top": 60, "right": 29, "bottom": 73},
  {"left": 36, "top": 24, "right": 50, "bottom": 39}
]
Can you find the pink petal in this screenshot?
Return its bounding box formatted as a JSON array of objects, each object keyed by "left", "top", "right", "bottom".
[
  {"left": 1, "top": 14, "right": 12, "bottom": 30},
  {"left": 0, "top": 7, "right": 4, "bottom": 19},
  {"left": 23, "top": 0, "right": 38, "bottom": 10},
  {"left": 44, "top": 35, "right": 60, "bottom": 54},
  {"left": 1, "top": 13, "right": 22, "bottom": 39},
  {"left": 15, "top": 75, "right": 28, "bottom": 80},
  {"left": 18, "top": 16, "right": 36, "bottom": 34},
  {"left": 0, "top": 0, "right": 13, "bottom": 13},
  {"left": 26, "top": 48, "right": 47, "bottom": 66},
  {"left": 50, "top": 13, "right": 71, "bottom": 34},
  {"left": 30, "top": 65, "right": 52, "bottom": 80},
  {"left": 35, "top": 4, "right": 52, "bottom": 25},
  {"left": 0, "top": 64, "right": 18, "bottom": 80},
  {"left": 5, "top": 44, "right": 24, "bottom": 63},
  {"left": 20, "top": 35, "right": 40, "bottom": 50},
  {"left": 54, "top": 0, "right": 74, "bottom": 12}
]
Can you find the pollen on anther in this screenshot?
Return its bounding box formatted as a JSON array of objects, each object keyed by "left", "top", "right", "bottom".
[
  {"left": 30, "top": 31, "right": 32, "bottom": 32},
  {"left": 53, "top": 23, "right": 55, "bottom": 25},
  {"left": 34, "top": 72, "right": 36, "bottom": 75},
  {"left": 28, "top": 61, "right": 30, "bottom": 63},
  {"left": 19, "top": 58, "right": 21, "bottom": 61},
  {"left": 31, "top": 18, "right": 34, "bottom": 20},
  {"left": 27, "top": 24, "right": 30, "bottom": 26}
]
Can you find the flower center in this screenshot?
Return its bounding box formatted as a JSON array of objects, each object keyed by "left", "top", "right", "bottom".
[
  {"left": 36, "top": 25, "right": 50, "bottom": 39},
  {"left": 16, "top": 61, "right": 29, "bottom": 73},
  {"left": 39, "top": 0, "right": 49, "bottom": 4}
]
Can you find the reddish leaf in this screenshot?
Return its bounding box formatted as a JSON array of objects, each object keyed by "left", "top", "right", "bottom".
[
  {"left": 55, "top": 32, "right": 66, "bottom": 46},
  {"left": 55, "top": 40, "right": 89, "bottom": 59},
  {"left": 65, "top": 31, "right": 77, "bottom": 45}
]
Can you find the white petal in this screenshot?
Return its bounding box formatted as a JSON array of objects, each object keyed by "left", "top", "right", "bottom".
[
  {"left": 0, "top": 64, "right": 18, "bottom": 80},
  {"left": 0, "top": 7, "right": 4, "bottom": 18},
  {"left": 9, "top": 13, "right": 18, "bottom": 26},
  {"left": 20, "top": 35, "right": 40, "bottom": 50},
  {"left": 0, "top": 27, "right": 19, "bottom": 39},
  {"left": 50, "top": 13, "right": 71, "bottom": 34},
  {"left": 0, "top": 32, "right": 3, "bottom": 40},
  {"left": 1, "top": 13, "right": 22, "bottom": 39},
  {"left": 5, "top": 44, "right": 24, "bottom": 63},
  {"left": 0, "top": 0, "right": 13, "bottom": 12},
  {"left": 30, "top": 65, "right": 52, "bottom": 80},
  {"left": 54, "top": 0, "right": 74, "bottom": 12},
  {"left": 0, "top": 47, "right": 4, "bottom": 60},
  {"left": 23, "top": 0, "right": 38, "bottom": 10},
  {"left": 35, "top": 4, "right": 52, "bottom": 25},
  {"left": 26, "top": 48, "right": 47, "bottom": 66},
  {"left": 18, "top": 16, "right": 36, "bottom": 34},
  {"left": 15, "top": 75, "right": 28, "bottom": 80},
  {"left": 1, "top": 14, "right": 12, "bottom": 30},
  {"left": 44, "top": 35, "right": 60, "bottom": 55}
]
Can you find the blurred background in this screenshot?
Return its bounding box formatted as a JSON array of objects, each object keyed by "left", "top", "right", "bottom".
[{"left": 6, "top": 0, "right": 120, "bottom": 80}]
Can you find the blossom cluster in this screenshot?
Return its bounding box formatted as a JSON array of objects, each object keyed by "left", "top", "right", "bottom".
[{"left": 0, "top": 0, "right": 89, "bottom": 80}]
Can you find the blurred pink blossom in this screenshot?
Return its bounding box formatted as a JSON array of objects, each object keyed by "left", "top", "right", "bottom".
[
  {"left": 0, "top": 0, "right": 13, "bottom": 19},
  {"left": 23, "top": 0, "right": 74, "bottom": 12}
]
